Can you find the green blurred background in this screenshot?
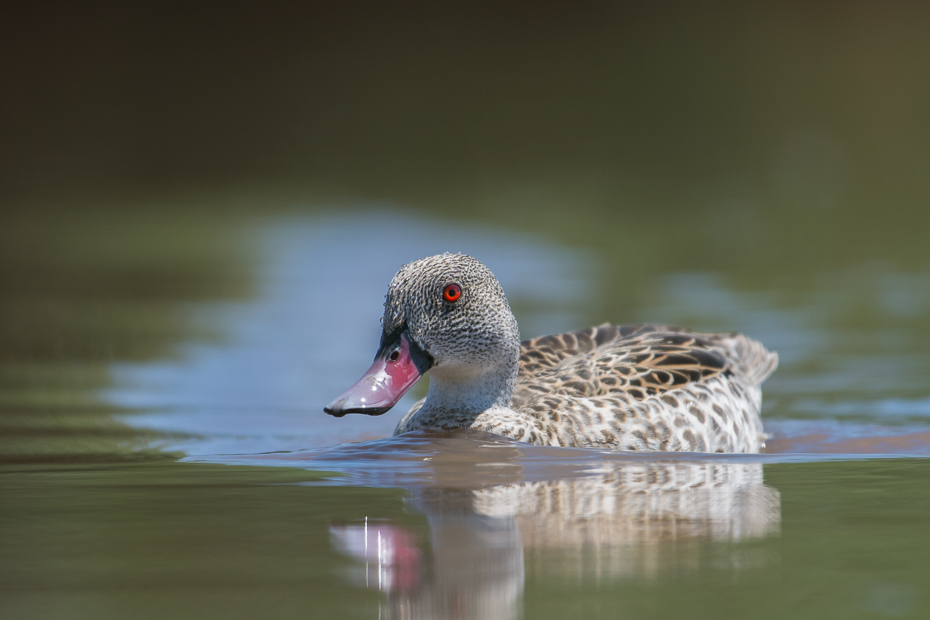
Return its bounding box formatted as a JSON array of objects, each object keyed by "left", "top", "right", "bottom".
[{"left": 4, "top": 2, "right": 929, "bottom": 251}]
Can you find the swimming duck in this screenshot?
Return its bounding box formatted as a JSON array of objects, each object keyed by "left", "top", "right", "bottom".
[{"left": 324, "top": 253, "right": 777, "bottom": 453}]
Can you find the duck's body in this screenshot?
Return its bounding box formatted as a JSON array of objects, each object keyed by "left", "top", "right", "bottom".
[
  {"left": 325, "top": 254, "right": 777, "bottom": 454},
  {"left": 398, "top": 323, "right": 775, "bottom": 452}
]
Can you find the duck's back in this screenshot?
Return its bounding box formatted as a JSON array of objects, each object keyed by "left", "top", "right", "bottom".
[{"left": 510, "top": 324, "right": 778, "bottom": 452}]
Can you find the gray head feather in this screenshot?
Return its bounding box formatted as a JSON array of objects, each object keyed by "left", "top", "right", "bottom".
[{"left": 383, "top": 253, "right": 520, "bottom": 373}]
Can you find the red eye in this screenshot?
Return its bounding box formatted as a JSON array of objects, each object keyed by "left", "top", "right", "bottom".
[{"left": 442, "top": 283, "right": 462, "bottom": 302}]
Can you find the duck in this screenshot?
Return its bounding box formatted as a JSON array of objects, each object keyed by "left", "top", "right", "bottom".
[{"left": 324, "top": 253, "right": 778, "bottom": 453}]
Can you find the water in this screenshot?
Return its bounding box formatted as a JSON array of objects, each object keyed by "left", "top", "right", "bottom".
[{"left": 3, "top": 208, "right": 929, "bottom": 619}]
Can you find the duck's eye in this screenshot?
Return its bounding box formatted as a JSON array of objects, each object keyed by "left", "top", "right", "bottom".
[
  {"left": 389, "top": 350, "right": 400, "bottom": 362},
  {"left": 442, "top": 283, "right": 462, "bottom": 303}
]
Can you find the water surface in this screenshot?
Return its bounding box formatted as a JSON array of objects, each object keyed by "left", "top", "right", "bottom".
[{"left": 4, "top": 207, "right": 929, "bottom": 620}]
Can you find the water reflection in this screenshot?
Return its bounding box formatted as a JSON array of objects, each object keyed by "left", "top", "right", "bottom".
[{"left": 327, "top": 454, "right": 779, "bottom": 620}]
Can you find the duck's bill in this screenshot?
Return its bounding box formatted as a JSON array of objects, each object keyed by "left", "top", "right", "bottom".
[{"left": 324, "top": 333, "right": 432, "bottom": 417}]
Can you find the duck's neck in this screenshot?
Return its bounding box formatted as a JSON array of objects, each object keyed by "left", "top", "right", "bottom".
[{"left": 420, "top": 351, "right": 519, "bottom": 418}]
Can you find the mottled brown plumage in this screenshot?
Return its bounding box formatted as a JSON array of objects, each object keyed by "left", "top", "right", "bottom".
[{"left": 504, "top": 324, "right": 777, "bottom": 452}]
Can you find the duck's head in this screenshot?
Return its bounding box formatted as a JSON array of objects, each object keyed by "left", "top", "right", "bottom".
[{"left": 324, "top": 253, "right": 520, "bottom": 417}]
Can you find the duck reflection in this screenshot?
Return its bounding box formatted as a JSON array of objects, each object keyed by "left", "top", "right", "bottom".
[{"left": 330, "top": 455, "right": 779, "bottom": 620}]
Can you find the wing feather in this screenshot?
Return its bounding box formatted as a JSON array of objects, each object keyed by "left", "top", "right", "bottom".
[{"left": 512, "top": 323, "right": 776, "bottom": 410}]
